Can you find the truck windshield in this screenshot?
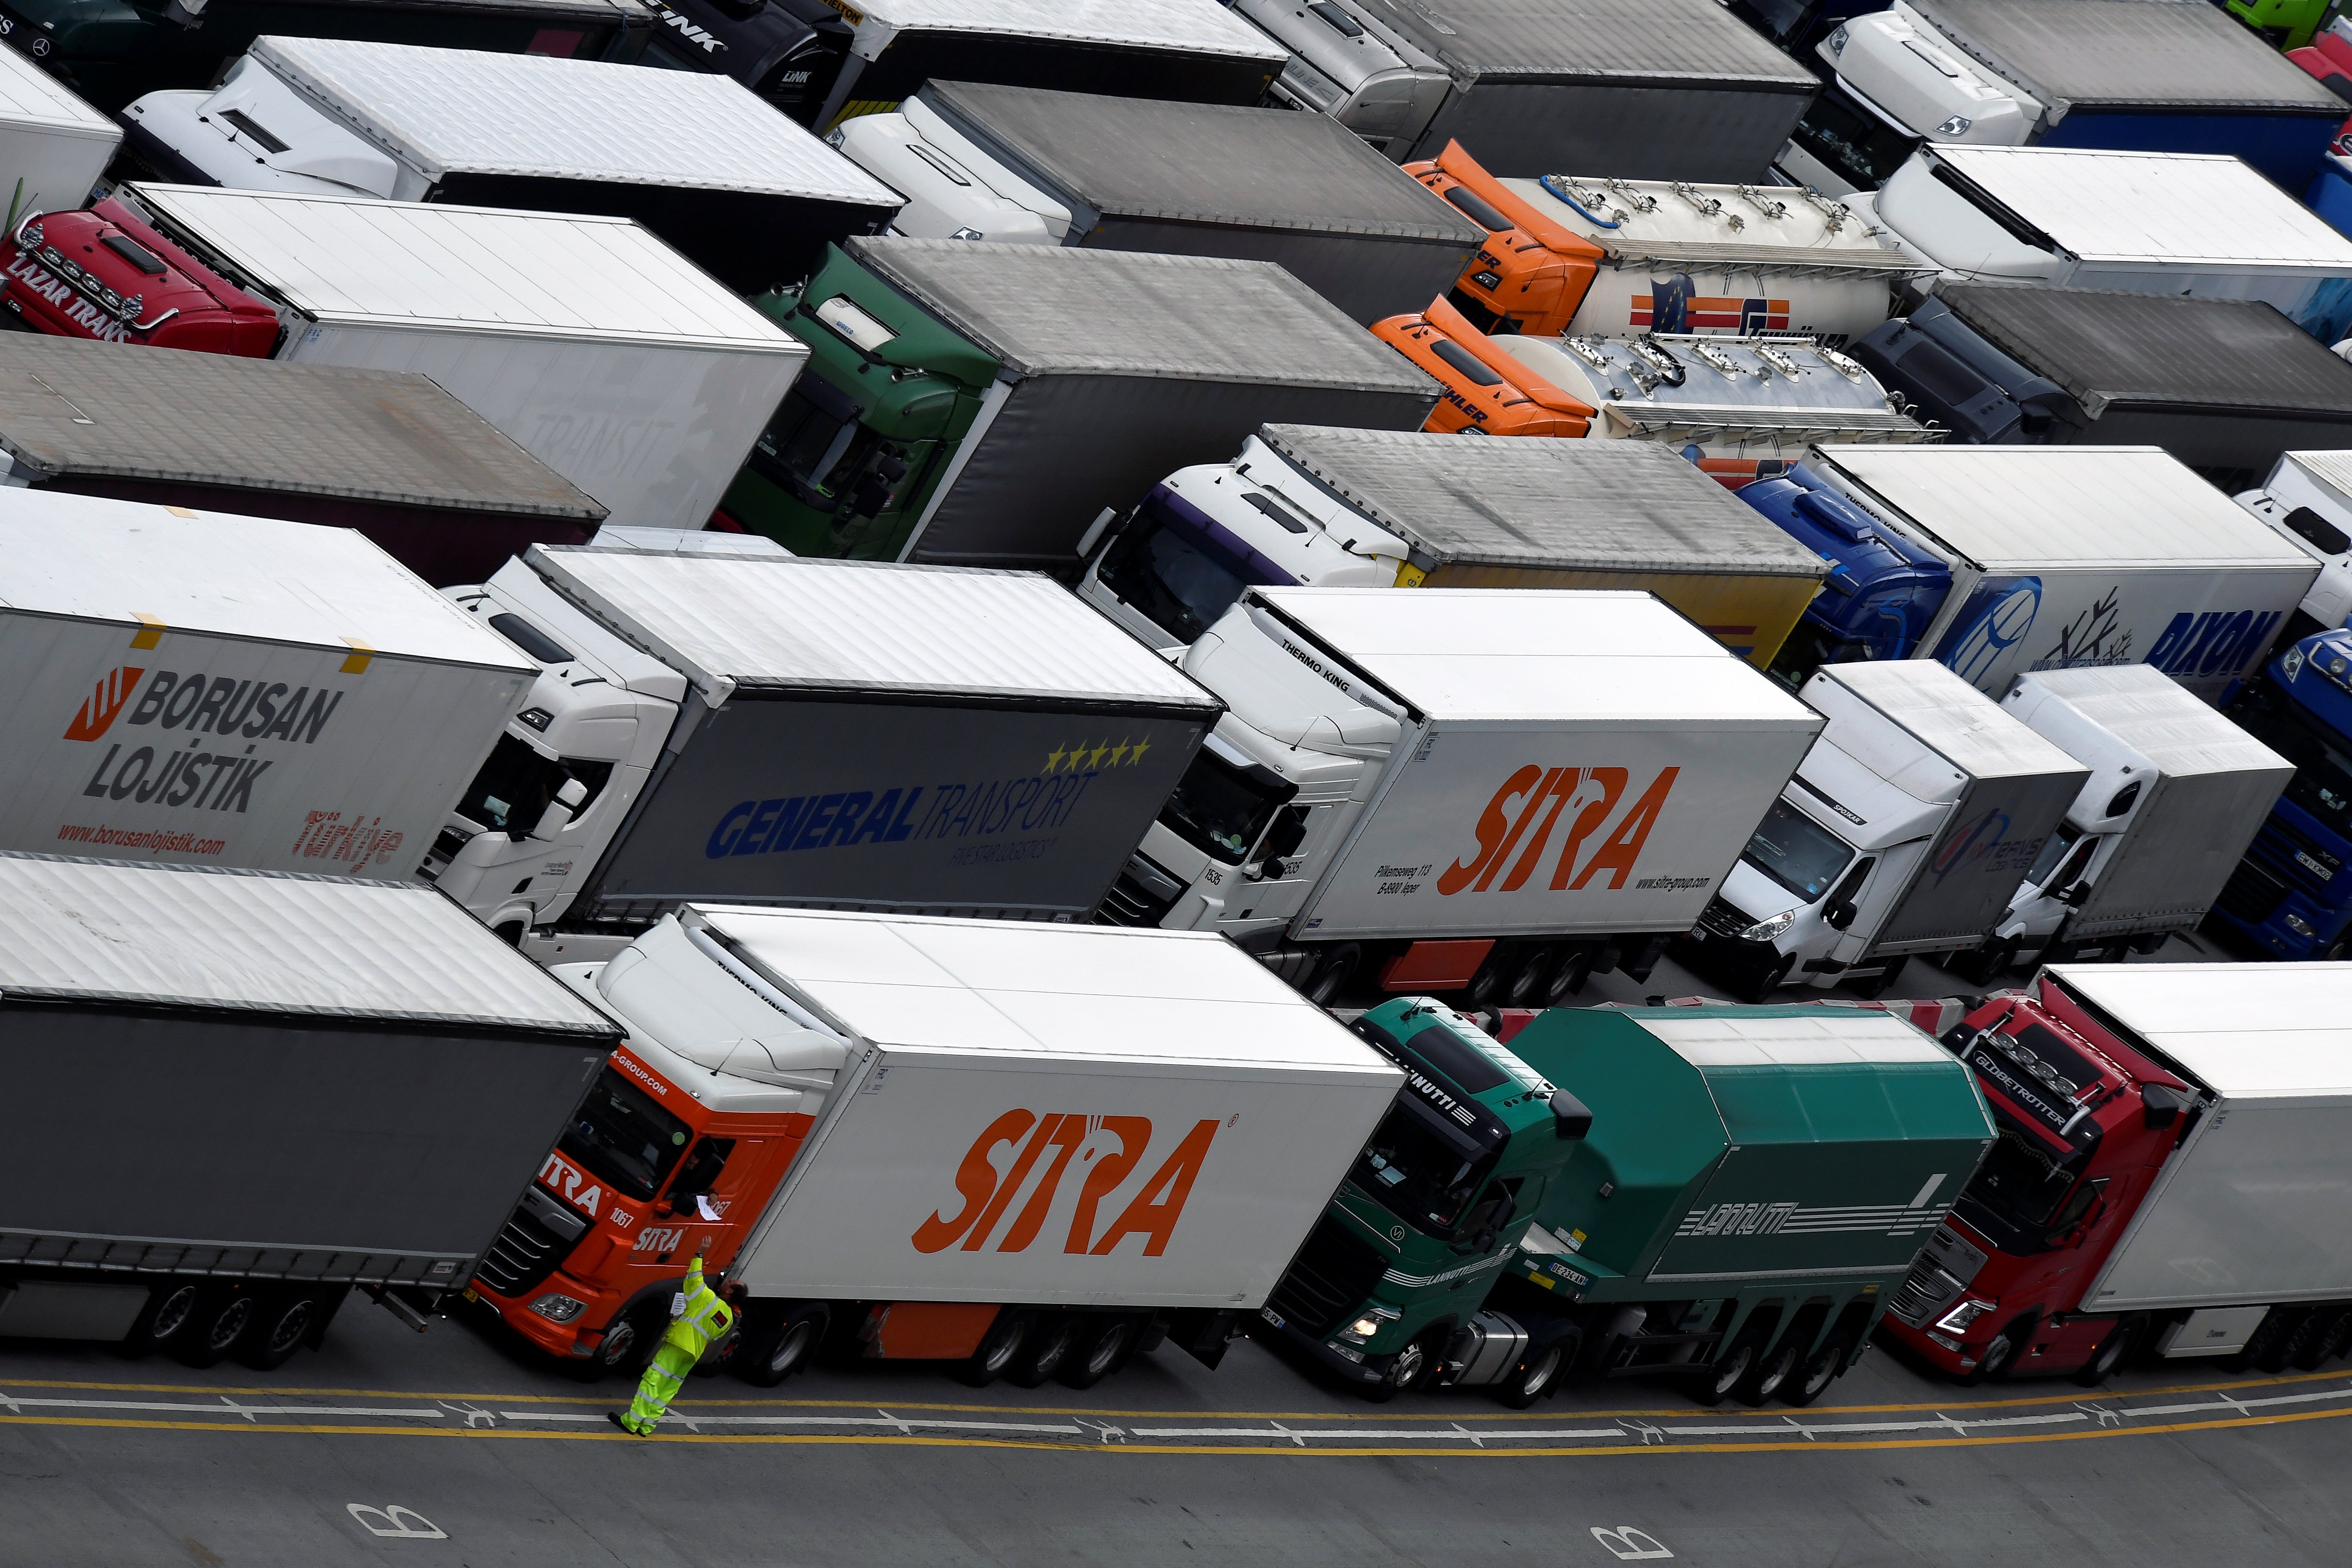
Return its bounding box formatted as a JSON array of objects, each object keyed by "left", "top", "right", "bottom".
[
  {"left": 1160, "top": 745, "right": 1296, "bottom": 866},
  {"left": 558, "top": 1067, "right": 694, "bottom": 1203},
  {"left": 747, "top": 383, "right": 876, "bottom": 510},
  {"left": 2024, "top": 822, "right": 2080, "bottom": 889},
  {"left": 454, "top": 734, "right": 570, "bottom": 838},
  {"left": 2232, "top": 676, "right": 2352, "bottom": 840},
  {"left": 1097, "top": 492, "right": 1284, "bottom": 644},
  {"left": 1789, "top": 85, "right": 1924, "bottom": 191},
  {"left": 1741, "top": 798, "right": 1855, "bottom": 902},
  {"left": 1350, "top": 1096, "right": 1504, "bottom": 1237},
  {"left": 1957, "top": 1126, "right": 2081, "bottom": 1232}
]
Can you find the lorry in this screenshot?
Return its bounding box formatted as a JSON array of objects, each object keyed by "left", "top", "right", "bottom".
[
  {"left": 1404, "top": 142, "right": 1930, "bottom": 343},
  {"left": 478, "top": 904, "right": 1403, "bottom": 1386},
  {"left": 0, "top": 0, "right": 651, "bottom": 114},
  {"left": 0, "top": 490, "right": 537, "bottom": 878},
  {"left": 119, "top": 37, "right": 902, "bottom": 294},
  {"left": 1259, "top": 996, "right": 1994, "bottom": 1405},
  {"left": 1862, "top": 144, "right": 2352, "bottom": 343},
  {"left": 1884, "top": 963, "right": 2352, "bottom": 1384},
  {"left": 713, "top": 236, "right": 1439, "bottom": 569},
  {"left": 0, "top": 331, "right": 603, "bottom": 587},
  {"left": 2235, "top": 449, "right": 2352, "bottom": 644},
  {"left": 1684, "top": 659, "right": 2087, "bottom": 1001},
  {"left": 1374, "top": 296, "right": 1935, "bottom": 457},
  {"left": 1952, "top": 664, "right": 2293, "bottom": 982},
  {"left": 0, "top": 852, "right": 621, "bottom": 1369},
  {"left": 828, "top": 80, "right": 1483, "bottom": 325},
  {"left": 0, "top": 184, "right": 808, "bottom": 533},
  {"left": 1098, "top": 585, "right": 1823, "bottom": 1010},
  {"left": 1077, "top": 423, "right": 1830, "bottom": 665},
  {"left": 2212, "top": 628, "right": 2352, "bottom": 961},
  {"left": 1851, "top": 284, "right": 2352, "bottom": 490},
  {"left": 1781, "top": 0, "right": 2345, "bottom": 196},
  {"left": 0, "top": 33, "right": 112, "bottom": 226},
  {"left": 1226, "top": 0, "right": 1818, "bottom": 178},
  {"left": 432, "top": 540, "right": 1220, "bottom": 961},
  {"left": 1739, "top": 444, "right": 2321, "bottom": 702}
]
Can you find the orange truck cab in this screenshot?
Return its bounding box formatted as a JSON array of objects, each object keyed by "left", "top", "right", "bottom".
[{"left": 1373, "top": 296, "right": 1594, "bottom": 437}]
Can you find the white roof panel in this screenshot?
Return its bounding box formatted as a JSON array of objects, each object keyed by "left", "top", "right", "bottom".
[
  {"left": 128, "top": 184, "right": 796, "bottom": 349},
  {"left": 1248, "top": 587, "right": 1821, "bottom": 727},
  {"left": 847, "top": 0, "right": 1284, "bottom": 60},
  {"left": 695, "top": 908, "right": 1391, "bottom": 1075},
  {"left": 1818, "top": 661, "right": 2086, "bottom": 781},
  {"left": 2009, "top": 664, "right": 2289, "bottom": 780},
  {"left": 528, "top": 546, "right": 1217, "bottom": 708},
  {"left": 1816, "top": 445, "right": 2314, "bottom": 570},
  {"left": 0, "top": 489, "right": 535, "bottom": 670},
  {"left": 252, "top": 38, "right": 899, "bottom": 206},
  {"left": 1637, "top": 1011, "right": 1951, "bottom": 1067},
  {"left": 0, "top": 854, "right": 618, "bottom": 1036},
  {"left": 0, "top": 37, "right": 116, "bottom": 134},
  {"left": 1930, "top": 145, "right": 2352, "bottom": 270},
  {"left": 2048, "top": 963, "right": 2352, "bottom": 1099}
]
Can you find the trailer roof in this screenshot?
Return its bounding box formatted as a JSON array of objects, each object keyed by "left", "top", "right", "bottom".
[
  {"left": 528, "top": 546, "right": 1217, "bottom": 709},
  {"left": 691, "top": 907, "right": 1395, "bottom": 1075},
  {"left": 127, "top": 184, "right": 803, "bottom": 350},
  {"left": 0, "top": 29, "right": 116, "bottom": 134},
  {"left": 1813, "top": 445, "right": 2316, "bottom": 571},
  {"left": 1628, "top": 1008, "right": 1954, "bottom": 1067},
  {"left": 1924, "top": 146, "right": 2352, "bottom": 270},
  {"left": 2009, "top": 665, "right": 2292, "bottom": 781},
  {"left": 0, "top": 491, "right": 539, "bottom": 669},
  {"left": 1911, "top": 0, "right": 2341, "bottom": 117},
  {"left": 847, "top": 237, "right": 1438, "bottom": 390},
  {"left": 1938, "top": 285, "right": 2352, "bottom": 421},
  {"left": 0, "top": 854, "right": 619, "bottom": 1036},
  {"left": 1816, "top": 661, "right": 2086, "bottom": 781},
  {"left": 840, "top": 0, "right": 1285, "bottom": 60},
  {"left": 251, "top": 38, "right": 901, "bottom": 207},
  {"left": 0, "top": 334, "right": 602, "bottom": 517},
  {"left": 2047, "top": 964, "right": 2352, "bottom": 1099},
  {"left": 922, "top": 82, "right": 1480, "bottom": 242},
  {"left": 1246, "top": 586, "right": 1822, "bottom": 726},
  {"left": 1258, "top": 426, "right": 1827, "bottom": 577},
  {"left": 1381, "top": 0, "right": 1817, "bottom": 87}
]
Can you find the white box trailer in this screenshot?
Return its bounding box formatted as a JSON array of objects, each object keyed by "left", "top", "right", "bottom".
[
  {"left": 2070, "top": 964, "right": 2352, "bottom": 1316},
  {"left": 117, "top": 183, "right": 810, "bottom": 534},
  {"left": 0, "top": 41, "right": 117, "bottom": 229},
  {"left": 653, "top": 906, "right": 1404, "bottom": 1373},
  {"left": 0, "top": 491, "right": 534, "bottom": 876}
]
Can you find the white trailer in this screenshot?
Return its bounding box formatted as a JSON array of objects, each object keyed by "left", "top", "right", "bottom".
[
  {"left": 1107, "top": 586, "right": 1822, "bottom": 1007},
  {"left": 122, "top": 38, "right": 901, "bottom": 294},
  {"left": 116, "top": 182, "right": 809, "bottom": 534},
  {"left": 0, "top": 491, "right": 533, "bottom": 876},
  {"left": 0, "top": 40, "right": 116, "bottom": 229},
  {"left": 1796, "top": 444, "right": 2319, "bottom": 704},
  {"left": 580, "top": 905, "right": 1404, "bottom": 1382},
  {"left": 1865, "top": 145, "right": 2352, "bottom": 342}
]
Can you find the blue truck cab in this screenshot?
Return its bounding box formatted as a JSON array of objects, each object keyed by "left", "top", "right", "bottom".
[
  {"left": 1738, "top": 466, "right": 1953, "bottom": 689},
  {"left": 2216, "top": 630, "right": 2352, "bottom": 960}
]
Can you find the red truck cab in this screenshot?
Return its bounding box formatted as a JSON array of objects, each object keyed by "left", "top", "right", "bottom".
[
  {"left": 1881, "top": 975, "right": 2195, "bottom": 1384},
  {"left": 0, "top": 198, "right": 279, "bottom": 354}
]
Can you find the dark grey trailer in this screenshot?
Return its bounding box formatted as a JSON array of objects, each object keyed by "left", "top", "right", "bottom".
[
  {"left": 901, "top": 82, "right": 1484, "bottom": 323},
  {"left": 0, "top": 853, "right": 619, "bottom": 1369},
  {"left": 1852, "top": 284, "right": 2352, "bottom": 490}
]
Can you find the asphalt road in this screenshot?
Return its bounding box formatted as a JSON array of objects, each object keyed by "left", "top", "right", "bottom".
[{"left": 5, "top": 925, "right": 2305, "bottom": 1568}]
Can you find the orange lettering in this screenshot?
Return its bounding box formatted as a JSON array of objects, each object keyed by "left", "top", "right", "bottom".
[
  {"left": 910, "top": 1108, "right": 1033, "bottom": 1253},
  {"left": 1571, "top": 767, "right": 1677, "bottom": 890},
  {"left": 1065, "top": 1116, "right": 1152, "bottom": 1254},
  {"left": 1499, "top": 767, "right": 1584, "bottom": 892},
  {"left": 1475, "top": 766, "right": 1563, "bottom": 891},
  {"left": 961, "top": 1113, "right": 1062, "bottom": 1251},
  {"left": 1439, "top": 764, "right": 1543, "bottom": 895},
  {"left": 1549, "top": 767, "right": 1627, "bottom": 890},
  {"left": 995, "top": 1113, "right": 1089, "bottom": 1252},
  {"left": 1091, "top": 1119, "right": 1220, "bottom": 1257}
]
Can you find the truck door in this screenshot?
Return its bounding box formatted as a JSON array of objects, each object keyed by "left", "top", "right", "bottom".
[{"left": 1832, "top": 838, "right": 1927, "bottom": 965}]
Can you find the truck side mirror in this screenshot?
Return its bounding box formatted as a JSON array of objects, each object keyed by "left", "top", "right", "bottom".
[
  {"left": 528, "top": 778, "right": 588, "bottom": 842},
  {"left": 2058, "top": 881, "right": 2091, "bottom": 908},
  {"left": 1825, "top": 899, "right": 1857, "bottom": 931},
  {"left": 2141, "top": 1083, "right": 2188, "bottom": 1130},
  {"left": 1549, "top": 1089, "right": 1592, "bottom": 1141}
]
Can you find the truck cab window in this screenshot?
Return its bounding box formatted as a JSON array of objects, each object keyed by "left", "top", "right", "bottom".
[
  {"left": 2025, "top": 822, "right": 2081, "bottom": 888},
  {"left": 1958, "top": 1126, "right": 2079, "bottom": 1238},
  {"left": 2049, "top": 1174, "right": 2107, "bottom": 1236},
  {"left": 1350, "top": 1096, "right": 1503, "bottom": 1237},
  {"left": 1789, "top": 88, "right": 1924, "bottom": 193},
  {"left": 1097, "top": 491, "right": 1284, "bottom": 643},
  {"left": 664, "top": 1137, "right": 737, "bottom": 1212},
  {"left": 747, "top": 382, "right": 876, "bottom": 511},
  {"left": 559, "top": 1068, "right": 694, "bottom": 1203},
  {"left": 1741, "top": 797, "right": 1856, "bottom": 902},
  {"left": 452, "top": 736, "right": 612, "bottom": 837},
  {"left": 1456, "top": 1175, "right": 1521, "bottom": 1244},
  {"left": 1161, "top": 744, "right": 1297, "bottom": 865}
]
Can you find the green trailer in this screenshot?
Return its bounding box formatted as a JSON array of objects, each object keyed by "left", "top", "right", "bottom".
[{"left": 1259, "top": 999, "right": 1993, "bottom": 1407}]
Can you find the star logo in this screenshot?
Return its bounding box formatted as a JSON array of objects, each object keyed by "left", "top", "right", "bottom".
[
  {"left": 1088, "top": 740, "right": 1112, "bottom": 770},
  {"left": 1044, "top": 743, "right": 1067, "bottom": 774},
  {"left": 1129, "top": 737, "right": 1150, "bottom": 766},
  {"left": 1107, "top": 738, "right": 1131, "bottom": 767}
]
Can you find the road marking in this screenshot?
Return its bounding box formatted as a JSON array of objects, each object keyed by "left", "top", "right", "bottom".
[
  {"left": 1592, "top": 1526, "right": 1673, "bottom": 1560},
  {"left": 347, "top": 1505, "right": 444, "bottom": 1541}
]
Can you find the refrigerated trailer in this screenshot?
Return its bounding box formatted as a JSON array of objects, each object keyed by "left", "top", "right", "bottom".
[{"left": 0, "top": 852, "right": 620, "bottom": 1369}]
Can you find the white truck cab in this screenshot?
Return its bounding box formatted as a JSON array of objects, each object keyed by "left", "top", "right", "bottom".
[
  {"left": 120, "top": 52, "right": 399, "bottom": 197},
  {"left": 1778, "top": 1, "right": 2032, "bottom": 193},
  {"left": 828, "top": 95, "right": 1067, "bottom": 244},
  {"left": 2238, "top": 450, "right": 2352, "bottom": 639},
  {"left": 1227, "top": 0, "right": 1448, "bottom": 155}
]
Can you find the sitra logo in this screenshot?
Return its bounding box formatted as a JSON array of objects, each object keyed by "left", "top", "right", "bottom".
[
  {"left": 912, "top": 1111, "right": 1222, "bottom": 1258},
  {"left": 1437, "top": 765, "right": 1677, "bottom": 896},
  {"left": 63, "top": 665, "right": 144, "bottom": 741}
]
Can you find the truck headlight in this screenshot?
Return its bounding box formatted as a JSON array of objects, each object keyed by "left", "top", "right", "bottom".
[
  {"left": 529, "top": 1293, "right": 587, "bottom": 1323},
  {"left": 2285, "top": 912, "right": 2318, "bottom": 938},
  {"left": 1740, "top": 909, "right": 1797, "bottom": 942},
  {"left": 1935, "top": 1298, "right": 1992, "bottom": 1334},
  {"left": 2283, "top": 645, "right": 2306, "bottom": 682},
  {"left": 1935, "top": 115, "right": 1972, "bottom": 136},
  {"left": 1335, "top": 1305, "right": 1400, "bottom": 1344}
]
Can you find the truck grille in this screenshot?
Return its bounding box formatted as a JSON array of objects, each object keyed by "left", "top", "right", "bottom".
[
  {"left": 1886, "top": 1258, "right": 1968, "bottom": 1328},
  {"left": 1097, "top": 852, "right": 1182, "bottom": 928},
  {"left": 2215, "top": 856, "right": 2289, "bottom": 925},
  {"left": 471, "top": 1207, "right": 572, "bottom": 1299},
  {"left": 1698, "top": 895, "right": 1757, "bottom": 939},
  {"left": 2261, "top": 818, "right": 2344, "bottom": 895},
  {"left": 1266, "top": 1216, "right": 1390, "bottom": 1339}
]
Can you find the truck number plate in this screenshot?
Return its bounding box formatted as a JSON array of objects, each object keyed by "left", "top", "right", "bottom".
[
  {"left": 2297, "top": 850, "right": 2332, "bottom": 879},
  {"left": 1259, "top": 1308, "right": 1285, "bottom": 1330},
  {"left": 462, "top": 1287, "right": 479, "bottom": 1303}
]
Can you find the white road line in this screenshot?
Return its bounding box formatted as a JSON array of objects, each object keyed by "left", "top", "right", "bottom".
[
  {"left": 2122, "top": 1385, "right": 2352, "bottom": 1420},
  {"left": 0, "top": 1396, "right": 440, "bottom": 1421}
]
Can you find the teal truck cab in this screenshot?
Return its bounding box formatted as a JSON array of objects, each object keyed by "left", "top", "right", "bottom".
[{"left": 1263, "top": 998, "right": 1995, "bottom": 1407}]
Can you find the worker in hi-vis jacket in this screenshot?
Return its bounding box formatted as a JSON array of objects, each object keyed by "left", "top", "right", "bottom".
[{"left": 611, "top": 1247, "right": 744, "bottom": 1435}]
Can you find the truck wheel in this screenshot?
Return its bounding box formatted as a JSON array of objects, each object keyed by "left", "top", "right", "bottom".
[
  {"left": 1462, "top": 950, "right": 1511, "bottom": 1008},
  {"left": 1949, "top": 939, "right": 2015, "bottom": 987},
  {"left": 1361, "top": 1330, "right": 1441, "bottom": 1403},
  {"left": 1503, "top": 947, "right": 1555, "bottom": 1006},
  {"left": 1688, "top": 1326, "right": 1763, "bottom": 1406},
  {"left": 1544, "top": 947, "right": 1594, "bottom": 1003},
  {"left": 1960, "top": 1316, "right": 2032, "bottom": 1386},
  {"left": 1848, "top": 955, "right": 1909, "bottom": 1000},
  {"left": 2257, "top": 1308, "right": 2314, "bottom": 1374},
  {"left": 2329, "top": 1308, "right": 2352, "bottom": 1363},
  {"left": 1493, "top": 1342, "right": 1565, "bottom": 1408},
  {"left": 2288, "top": 1308, "right": 2344, "bottom": 1371},
  {"left": 1735, "top": 1333, "right": 1803, "bottom": 1406},
  {"left": 1741, "top": 956, "right": 1793, "bottom": 1005},
  {"left": 123, "top": 1282, "right": 206, "bottom": 1357},
  {"left": 170, "top": 1289, "right": 258, "bottom": 1369},
  {"left": 1304, "top": 945, "right": 1359, "bottom": 1006},
  {"left": 733, "top": 1305, "right": 828, "bottom": 1387},
  {"left": 571, "top": 1309, "right": 657, "bottom": 1382},
  {"left": 1007, "top": 1315, "right": 1079, "bottom": 1388},
  {"left": 2071, "top": 1316, "right": 2141, "bottom": 1387},
  {"left": 957, "top": 1311, "right": 1031, "bottom": 1387},
  {"left": 237, "top": 1292, "right": 323, "bottom": 1372},
  {"left": 1779, "top": 1330, "right": 1853, "bottom": 1407},
  {"left": 1058, "top": 1316, "right": 1138, "bottom": 1390}
]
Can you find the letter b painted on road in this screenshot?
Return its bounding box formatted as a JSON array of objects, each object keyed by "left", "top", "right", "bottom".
[{"left": 1592, "top": 1525, "right": 1673, "bottom": 1560}]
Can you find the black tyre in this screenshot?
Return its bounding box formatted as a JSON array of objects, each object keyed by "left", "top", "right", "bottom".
[
  {"left": 1949, "top": 939, "right": 2016, "bottom": 988},
  {"left": 2329, "top": 1308, "right": 2352, "bottom": 1363},
  {"left": 1849, "top": 954, "right": 1910, "bottom": 1000},
  {"left": 170, "top": 1289, "right": 258, "bottom": 1369},
  {"left": 1493, "top": 1342, "right": 1566, "bottom": 1409},
  {"left": 1689, "top": 1326, "right": 1764, "bottom": 1407},
  {"left": 1007, "top": 1315, "right": 1079, "bottom": 1388},
  {"left": 1462, "top": 949, "right": 1512, "bottom": 1008},
  {"left": 2289, "top": 1308, "right": 2345, "bottom": 1372},
  {"left": 1304, "top": 944, "right": 1359, "bottom": 1007},
  {"left": 958, "top": 1311, "right": 1031, "bottom": 1388},
  {"left": 122, "top": 1281, "right": 207, "bottom": 1358},
  {"left": 1735, "top": 1331, "right": 1802, "bottom": 1407},
  {"left": 1059, "top": 1316, "right": 1138, "bottom": 1391},
  {"left": 1543, "top": 947, "right": 1594, "bottom": 1003},
  {"left": 2233, "top": 1307, "right": 2302, "bottom": 1373},
  {"left": 2072, "top": 1316, "right": 2140, "bottom": 1387},
  {"left": 1780, "top": 1330, "right": 1852, "bottom": 1407},
  {"left": 570, "top": 1309, "right": 657, "bottom": 1383},
  {"left": 1741, "top": 955, "right": 1794, "bottom": 1006},
  {"left": 1361, "top": 1331, "right": 1441, "bottom": 1404},
  {"left": 236, "top": 1292, "right": 323, "bottom": 1372},
  {"left": 1503, "top": 947, "right": 1557, "bottom": 1007},
  {"left": 1960, "top": 1316, "right": 2032, "bottom": 1386},
  {"left": 732, "top": 1304, "right": 828, "bottom": 1388}
]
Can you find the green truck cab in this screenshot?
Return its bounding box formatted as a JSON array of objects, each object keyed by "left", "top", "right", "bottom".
[
  {"left": 1263, "top": 999, "right": 1995, "bottom": 1408},
  {"left": 719, "top": 242, "right": 997, "bottom": 560}
]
